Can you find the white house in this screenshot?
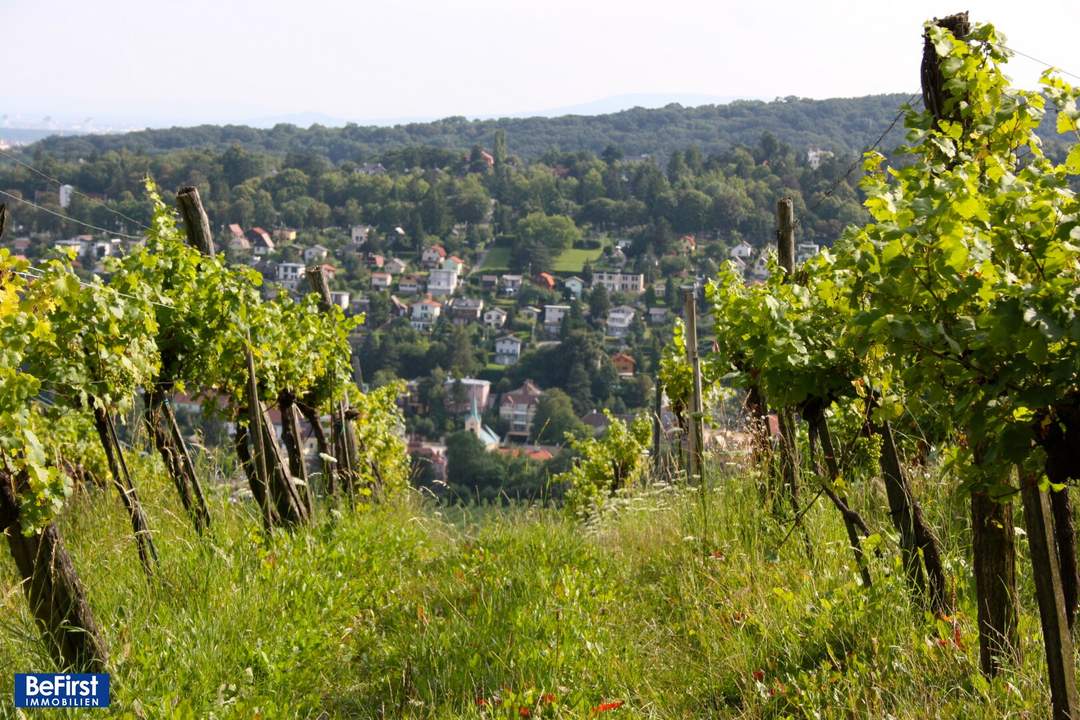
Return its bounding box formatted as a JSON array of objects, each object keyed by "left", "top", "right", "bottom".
[
  {"left": 499, "top": 380, "right": 543, "bottom": 438},
  {"left": 499, "top": 274, "right": 523, "bottom": 297},
  {"left": 350, "top": 225, "right": 372, "bottom": 246},
  {"left": 410, "top": 298, "right": 442, "bottom": 331},
  {"left": 422, "top": 244, "right": 447, "bottom": 267},
  {"left": 428, "top": 268, "right": 459, "bottom": 297},
  {"left": 483, "top": 307, "right": 507, "bottom": 329},
  {"left": 563, "top": 276, "right": 585, "bottom": 299},
  {"left": 371, "top": 272, "right": 392, "bottom": 290},
  {"left": 494, "top": 335, "right": 523, "bottom": 366},
  {"left": 796, "top": 242, "right": 820, "bottom": 265},
  {"left": 606, "top": 305, "right": 637, "bottom": 338},
  {"left": 385, "top": 257, "right": 408, "bottom": 275},
  {"left": 519, "top": 305, "right": 541, "bottom": 323},
  {"left": 329, "top": 291, "right": 350, "bottom": 310},
  {"left": 444, "top": 377, "right": 491, "bottom": 414},
  {"left": 807, "top": 148, "right": 834, "bottom": 170},
  {"left": 730, "top": 241, "right": 754, "bottom": 262},
  {"left": 443, "top": 255, "right": 466, "bottom": 274},
  {"left": 398, "top": 274, "right": 422, "bottom": 295},
  {"left": 543, "top": 304, "right": 570, "bottom": 329},
  {"left": 303, "top": 245, "right": 329, "bottom": 264},
  {"left": 276, "top": 262, "right": 306, "bottom": 290},
  {"left": 591, "top": 271, "right": 645, "bottom": 294}
]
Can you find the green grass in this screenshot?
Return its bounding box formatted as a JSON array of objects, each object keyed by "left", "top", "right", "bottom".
[
  {"left": 0, "top": 454, "right": 1061, "bottom": 718},
  {"left": 551, "top": 247, "right": 603, "bottom": 273},
  {"left": 479, "top": 246, "right": 512, "bottom": 272}
]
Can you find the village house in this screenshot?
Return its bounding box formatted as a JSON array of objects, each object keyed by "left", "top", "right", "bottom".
[
  {"left": 428, "top": 267, "right": 460, "bottom": 297},
  {"left": 246, "top": 227, "right": 275, "bottom": 256},
  {"left": 679, "top": 234, "right": 697, "bottom": 254},
  {"left": 611, "top": 352, "right": 637, "bottom": 377},
  {"left": 367, "top": 253, "right": 385, "bottom": 269},
  {"left": 371, "top": 271, "right": 392, "bottom": 290},
  {"left": 796, "top": 242, "right": 820, "bottom": 265},
  {"left": 730, "top": 241, "right": 754, "bottom": 262},
  {"left": 273, "top": 228, "right": 297, "bottom": 245},
  {"left": 303, "top": 244, "right": 329, "bottom": 264},
  {"left": 480, "top": 274, "right": 499, "bottom": 292},
  {"left": 422, "top": 244, "right": 447, "bottom": 268},
  {"left": 563, "top": 276, "right": 585, "bottom": 299},
  {"left": 447, "top": 297, "right": 484, "bottom": 324},
  {"left": 389, "top": 295, "right": 410, "bottom": 317},
  {"left": 519, "top": 305, "right": 541, "bottom": 323},
  {"left": 226, "top": 224, "right": 247, "bottom": 248},
  {"left": 648, "top": 307, "right": 670, "bottom": 325},
  {"left": 499, "top": 274, "right": 523, "bottom": 297},
  {"left": 385, "top": 257, "right": 408, "bottom": 275},
  {"left": 483, "top": 306, "right": 507, "bottom": 329},
  {"left": 494, "top": 335, "right": 523, "bottom": 366},
  {"left": 329, "top": 291, "right": 350, "bottom": 310},
  {"left": 499, "top": 380, "right": 544, "bottom": 439},
  {"left": 443, "top": 255, "right": 466, "bottom": 274},
  {"left": 606, "top": 305, "right": 637, "bottom": 339},
  {"left": 397, "top": 274, "right": 422, "bottom": 295},
  {"left": 444, "top": 377, "right": 491, "bottom": 414},
  {"left": 543, "top": 304, "right": 570, "bottom": 331},
  {"left": 410, "top": 297, "right": 442, "bottom": 331},
  {"left": 54, "top": 236, "right": 88, "bottom": 257},
  {"left": 350, "top": 225, "right": 372, "bottom": 246},
  {"left": 276, "top": 261, "right": 306, "bottom": 290},
  {"left": 591, "top": 270, "right": 645, "bottom": 294}
]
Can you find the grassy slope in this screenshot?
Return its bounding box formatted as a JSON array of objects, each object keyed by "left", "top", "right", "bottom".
[{"left": 0, "top": 460, "right": 1060, "bottom": 719}]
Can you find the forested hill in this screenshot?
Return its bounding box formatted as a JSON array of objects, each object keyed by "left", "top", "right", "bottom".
[{"left": 31, "top": 94, "right": 917, "bottom": 161}]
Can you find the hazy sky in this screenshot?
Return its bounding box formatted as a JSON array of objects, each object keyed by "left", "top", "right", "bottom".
[{"left": 4, "top": 0, "right": 1079, "bottom": 127}]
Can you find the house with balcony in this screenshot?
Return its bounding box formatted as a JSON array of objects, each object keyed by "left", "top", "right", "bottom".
[
  {"left": 606, "top": 305, "right": 636, "bottom": 338},
  {"left": 499, "top": 380, "right": 544, "bottom": 439},
  {"left": 303, "top": 244, "right": 328, "bottom": 264},
  {"left": 422, "top": 244, "right": 447, "bottom": 268},
  {"left": 591, "top": 270, "right": 645, "bottom": 294},
  {"left": 444, "top": 377, "right": 491, "bottom": 414},
  {"left": 385, "top": 257, "right": 408, "bottom": 275},
  {"left": 542, "top": 304, "right": 570, "bottom": 332},
  {"left": 499, "top": 274, "right": 523, "bottom": 297},
  {"left": 371, "top": 272, "right": 392, "bottom": 290},
  {"left": 483, "top": 306, "right": 507, "bottom": 329},
  {"left": 410, "top": 298, "right": 442, "bottom": 331},
  {"left": 447, "top": 297, "right": 484, "bottom": 324},
  {"left": 398, "top": 274, "right": 422, "bottom": 295},
  {"left": 428, "top": 267, "right": 459, "bottom": 297},
  {"left": 563, "top": 276, "right": 585, "bottom": 299},
  {"left": 276, "top": 262, "right": 306, "bottom": 290},
  {"left": 494, "top": 335, "right": 523, "bottom": 366}
]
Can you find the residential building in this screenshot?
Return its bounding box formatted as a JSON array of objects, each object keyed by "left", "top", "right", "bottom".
[
  {"left": 730, "top": 241, "right": 754, "bottom": 262},
  {"left": 350, "top": 225, "right": 372, "bottom": 246},
  {"left": 543, "top": 304, "right": 570, "bottom": 330},
  {"left": 389, "top": 295, "right": 410, "bottom": 317},
  {"left": 367, "top": 253, "right": 385, "bottom": 269},
  {"left": 648, "top": 307, "right": 670, "bottom": 325},
  {"left": 398, "top": 274, "right": 423, "bottom": 295},
  {"left": 807, "top": 148, "right": 834, "bottom": 170},
  {"left": 329, "top": 291, "right": 350, "bottom": 310},
  {"left": 276, "top": 262, "right": 306, "bottom": 289},
  {"left": 499, "top": 380, "right": 543, "bottom": 438},
  {"left": 796, "top": 242, "right": 820, "bottom": 265},
  {"left": 563, "top": 276, "right": 585, "bottom": 299},
  {"left": 483, "top": 307, "right": 507, "bottom": 329},
  {"left": 606, "top": 305, "right": 636, "bottom": 338},
  {"left": 443, "top": 255, "right": 466, "bottom": 274},
  {"left": 480, "top": 274, "right": 499, "bottom": 292},
  {"left": 273, "top": 228, "right": 297, "bottom": 245},
  {"left": 519, "top": 305, "right": 541, "bottom": 323},
  {"left": 385, "top": 257, "right": 408, "bottom": 275},
  {"left": 494, "top": 335, "right": 523, "bottom": 366},
  {"left": 246, "top": 227, "right": 274, "bottom": 256},
  {"left": 447, "top": 297, "right": 484, "bottom": 324},
  {"left": 58, "top": 184, "right": 73, "bottom": 208},
  {"left": 591, "top": 270, "right": 645, "bottom": 294},
  {"left": 444, "top": 378, "right": 491, "bottom": 414},
  {"left": 303, "top": 244, "right": 329, "bottom": 264},
  {"left": 410, "top": 298, "right": 442, "bottom": 331},
  {"left": 611, "top": 352, "right": 637, "bottom": 377},
  {"left": 534, "top": 271, "right": 556, "bottom": 290},
  {"left": 422, "top": 244, "right": 447, "bottom": 268},
  {"left": 499, "top": 274, "right": 523, "bottom": 297},
  {"left": 679, "top": 234, "right": 697, "bottom": 254},
  {"left": 428, "top": 268, "right": 460, "bottom": 297},
  {"left": 371, "top": 272, "right": 392, "bottom": 290}
]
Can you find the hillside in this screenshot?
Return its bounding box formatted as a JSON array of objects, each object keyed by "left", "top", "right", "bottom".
[{"left": 29, "top": 95, "right": 917, "bottom": 161}]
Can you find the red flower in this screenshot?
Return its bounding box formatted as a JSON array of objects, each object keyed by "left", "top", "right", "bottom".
[
  {"left": 518, "top": 707, "right": 531, "bottom": 717},
  {"left": 593, "top": 700, "right": 624, "bottom": 713},
  {"left": 541, "top": 693, "right": 557, "bottom": 704},
  {"left": 752, "top": 669, "right": 765, "bottom": 682}
]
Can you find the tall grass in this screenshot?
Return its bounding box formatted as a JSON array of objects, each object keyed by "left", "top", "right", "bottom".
[{"left": 0, "top": 453, "right": 1061, "bottom": 718}]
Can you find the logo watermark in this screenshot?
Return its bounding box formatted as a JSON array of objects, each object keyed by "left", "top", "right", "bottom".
[{"left": 14, "top": 674, "right": 110, "bottom": 708}]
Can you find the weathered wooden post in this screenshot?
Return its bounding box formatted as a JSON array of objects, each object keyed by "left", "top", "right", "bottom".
[
  {"left": 775, "top": 199, "right": 802, "bottom": 511},
  {"left": 175, "top": 185, "right": 215, "bottom": 255},
  {"left": 1020, "top": 470, "right": 1080, "bottom": 719},
  {"left": 91, "top": 403, "right": 158, "bottom": 577},
  {"left": 681, "top": 288, "right": 704, "bottom": 484},
  {"left": 245, "top": 340, "right": 275, "bottom": 531}
]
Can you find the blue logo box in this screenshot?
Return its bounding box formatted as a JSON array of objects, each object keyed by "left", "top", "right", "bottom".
[{"left": 14, "top": 674, "right": 110, "bottom": 708}]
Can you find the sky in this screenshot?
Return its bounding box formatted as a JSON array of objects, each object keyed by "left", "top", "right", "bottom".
[{"left": 4, "top": 0, "right": 1079, "bottom": 130}]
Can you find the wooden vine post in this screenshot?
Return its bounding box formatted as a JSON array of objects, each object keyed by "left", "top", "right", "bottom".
[
  {"left": 922, "top": 11, "right": 1019, "bottom": 677},
  {"left": 91, "top": 405, "right": 158, "bottom": 577},
  {"left": 774, "top": 199, "right": 802, "bottom": 511},
  {"left": 306, "top": 264, "right": 360, "bottom": 496},
  {"left": 1020, "top": 469, "right": 1080, "bottom": 719},
  {"left": 681, "top": 287, "right": 704, "bottom": 484}
]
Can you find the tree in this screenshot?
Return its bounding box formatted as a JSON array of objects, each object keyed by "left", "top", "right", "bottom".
[
  {"left": 530, "top": 389, "right": 588, "bottom": 444},
  {"left": 588, "top": 284, "right": 610, "bottom": 321}
]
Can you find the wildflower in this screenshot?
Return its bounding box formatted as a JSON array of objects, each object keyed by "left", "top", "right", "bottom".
[
  {"left": 752, "top": 669, "right": 765, "bottom": 682},
  {"left": 593, "top": 700, "right": 624, "bottom": 713},
  {"left": 476, "top": 697, "right": 488, "bottom": 707},
  {"left": 518, "top": 707, "right": 531, "bottom": 717},
  {"left": 541, "top": 693, "right": 557, "bottom": 704}
]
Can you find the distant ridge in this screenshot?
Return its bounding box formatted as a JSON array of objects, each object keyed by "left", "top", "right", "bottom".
[{"left": 26, "top": 93, "right": 924, "bottom": 161}]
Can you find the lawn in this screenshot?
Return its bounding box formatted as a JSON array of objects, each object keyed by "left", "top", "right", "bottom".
[
  {"left": 478, "top": 245, "right": 512, "bottom": 272},
  {"left": 551, "top": 246, "right": 604, "bottom": 273},
  {"left": 0, "top": 456, "right": 1060, "bottom": 719}
]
